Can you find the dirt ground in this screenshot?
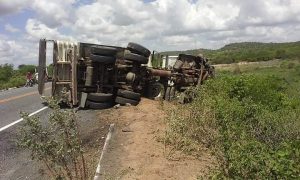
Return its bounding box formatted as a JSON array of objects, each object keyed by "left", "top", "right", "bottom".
[
  {"left": 76, "top": 109, "right": 111, "bottom": 178},
  {"left": 97, "top": 98, "right": 216, "bottom": 180}
]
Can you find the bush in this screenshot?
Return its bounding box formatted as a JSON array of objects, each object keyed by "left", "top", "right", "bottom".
[
  {"left": 18, "top": 98, "right": 88, "bottom": 179},
  {"left": 18, "top": 64, "right": 36, "bottom": 75},
  {"left": 165, "top": 73, "right": 300, "bottom": 179},
  {"left": 0, "top": 64, "right": 36, "bottom": 90},
  {"left": 8, "top": 76, "right": 26, "bottom": 87},
  {"left": 233, "top": 64, "right": 241, "bottom": 74},
  {"left": 280, "top": 61, "right": 296, "bottom": 69},
  {"left": 0, "top": 64, "right": 13, "bottom": 82}
]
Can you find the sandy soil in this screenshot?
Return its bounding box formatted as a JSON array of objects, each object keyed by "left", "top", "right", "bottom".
[{"left": 98, "top": 98, "right": 216, "bottom": 179}]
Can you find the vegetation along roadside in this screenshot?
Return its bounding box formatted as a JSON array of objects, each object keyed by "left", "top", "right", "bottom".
[{"left": 165, "top": 59, "right": 300, "bottom": 179}]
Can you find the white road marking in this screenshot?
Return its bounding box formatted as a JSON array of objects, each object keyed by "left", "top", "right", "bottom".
[
  {"left": 94, "top": 123, "right": 115, "bottom": 180},
  {"left": 0, "top": 106, "right": 48, "bottom": 132}
]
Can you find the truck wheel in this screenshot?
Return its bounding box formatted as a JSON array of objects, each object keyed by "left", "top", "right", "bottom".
[
  {"left": 164, "top": 87, "right": 171, "bottom": 101},
  {"left": 127, "top": 42, "right": 151, "bottom": 57},
  {"left": 86, "top": 100, "right": 113, "bottom": 109},
  {"left": 164, "top": 86, "right": 176, "bottom": 101},
  {"left": 124, "top": 52, "right": 148, "bottom": 64},
  {"left": 91, "top": 46, "right": 118, "bottom": 56},
  {"left": 173, "top": 60, "right": 183, "bottom": 70},
  {"left": 90, "top": 54, "right": 116, "bottom": 64},
  {"left": 87, "top": 93, "right": 113, "bottom": 102},
  {"left": 147, "top": 82, "right": 165, "bottom": 99},
  {"left": 178, "top": 54, "right": 197, "bottom": 61},
  {"left": 115, "top": 96, "right": 140, "bottom": 106},
  {"left": 169, "top": 87, "right": 176, "bottom": 101},
  {"left": 117, "top": 89, "right": 141, "bottom": 101}
]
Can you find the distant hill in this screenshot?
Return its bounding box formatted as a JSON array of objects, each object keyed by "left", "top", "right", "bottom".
[{"left": 160, "top": 41, "right": 300, "bottom": 64}]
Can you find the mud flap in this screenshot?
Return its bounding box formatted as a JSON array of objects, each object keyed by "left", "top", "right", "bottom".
[
  {"left": 38, "top": 39, "right": 46, "bottom": 95},
  {"left": 80, "top": 92, "right": 88, "bottom": 108}
]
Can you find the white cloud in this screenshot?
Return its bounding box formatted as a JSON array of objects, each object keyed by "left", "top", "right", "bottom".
[
  {"left": 0, "top": 0, "right": 30, "bottom": 16},
  {"left": 0, "top": 34, "right": 37, "bottom": 66},
  {"left": 68, "top": 0, "right": 300, "bottom": 51},
  {"left": 31, "top": 0, "right": 76, "bottom": 27},
  {"left": 1, "top": 0, "right": 300, "bottom": 66},
  {"left": 163, "top": 35, "right": 193, "bottom": 46},
  {"left": 4, "top": 24, "right": 20, "bottom": 33},
  {"left": 25, "top": 18, "right": 73, "bottom": 41},
  {"left": 0, "top": 38, "right": 14, "bottom": 61}
]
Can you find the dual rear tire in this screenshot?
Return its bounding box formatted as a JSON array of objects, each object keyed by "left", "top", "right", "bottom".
[
  {"left": 85, "top": 90, "right": 142, "bottom": 109},
  {"left": 164, "top": 86, "right": 176, "bottom": 101},
  {"left": 85, "top": 93, "right": 114, "bottom": 109},
  {"left": 124, "top": 42, "right": 151, "bottom": 64},
  {"left": 90, "top": 46, "right": 117, "bottom": 64},
  {"left": 115, "top": 89, "right": 141, "bottom": 106},
  {"left": 85, "top": 43, "right": 150, "bottom": 109}
]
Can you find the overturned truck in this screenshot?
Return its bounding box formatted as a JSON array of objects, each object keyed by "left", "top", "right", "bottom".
[{"left": 38, "top": 39, "right": 214, "bottom": 109}]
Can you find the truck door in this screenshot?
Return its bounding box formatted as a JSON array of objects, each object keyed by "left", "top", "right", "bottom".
[
  {"left": 38, "top": 39, "right": 46, "bottom": 95},
  {"left": 38, "top": 39, "right": 79, "bottom": 106}
]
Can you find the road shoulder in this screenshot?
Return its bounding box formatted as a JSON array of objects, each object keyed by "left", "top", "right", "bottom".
[{"left": 99, "top": 98, "right": 216, "bottom": 179}]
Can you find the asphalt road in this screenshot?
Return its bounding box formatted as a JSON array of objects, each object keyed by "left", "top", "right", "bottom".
[
  {"left": 0, "top": 83, "right": 51, "bottom": 180},
  {"left": 0, "top": 83, "right": 108, "bottom": 180}
]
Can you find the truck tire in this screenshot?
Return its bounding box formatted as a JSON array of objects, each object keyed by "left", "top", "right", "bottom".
[
  {"left": 85, "top": 100, "right": 113, "bottom": 109},
  {"left": 117, "top": 89, "right": 141, "bottom": 101},
  {"left": 147, "top": 82, "right": 165, "bottom": 99},
  {"left": 91, "top": 46, "right": 118, "bottom": 56},
  {"left": 127, "top": 42, "right": 151, "bottom": 57},
  {"left": 90, "top": 54, "right": 116, "bottom": 64},
  {"left": 124, "top": 52, "right": 148, "bottom": 64},
  {"left": 164, "top": 86, "right": 175, "bottom": 101},
  {"left": 169, "top": 86, "right": 176, "bottom": 101},
  {"left": 173, "top": 60, "right": 183, "bottom": 70},
  {"left": 164, "top": 87, "right": 171, "bottom": 101},
  {"left": 115, "top": 96, "right": 139, "bottom": 106},
  {"left": 87, "top": 93, "right": 113, "bottom": 102},
  {"left": 178, "top": 54, "right": 197, "bottom": 61}
]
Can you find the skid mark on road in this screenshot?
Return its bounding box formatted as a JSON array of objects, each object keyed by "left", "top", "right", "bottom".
[{"left": 0, "top": 87, "right": 51, "bottom": 104}]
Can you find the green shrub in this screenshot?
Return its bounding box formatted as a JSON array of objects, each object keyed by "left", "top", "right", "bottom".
[
  {"left": 8, "top": 76, "right": 26, "bottom": 87},
  {"left": 280, "top": 61, "right": 296, "bottom": 69},
  {"left": 166, "top": 73, "right": 300, "bottom": 179},
  {"left": 232, "top": 64, "right": 241, "bottom": 74},
  {"left": 47, "top": 64, "right": 54, "bottom": 77},
  {"left": 18, "top": 98, "right": 88, "bottom": 179},
  {"left": 18, "top": 64, "right": 36, "bottom": 75},
  {"left": 0, "top": 64, "right": 13, "bottom": 82},
  {"left": 0, "top": 63, "right": 35, "bottom": 90}
]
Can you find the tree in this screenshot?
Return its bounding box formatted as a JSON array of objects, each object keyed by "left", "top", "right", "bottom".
[
  {"left": 18, "top": 64, "right": 36, "bottom": 75},
  {"left": 0, "top": 64, "right": 13, "bottom": 82},
  {"left": 275, "top": 49, "right": 286, "bottom": 59},
  {"left": 47, "top": 64, "right": 54, "bottom": 77}
]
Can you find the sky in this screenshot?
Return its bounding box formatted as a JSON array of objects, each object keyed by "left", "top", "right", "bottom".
[{"left": 0, "top": 0, "right": 300, "bottom": 66}]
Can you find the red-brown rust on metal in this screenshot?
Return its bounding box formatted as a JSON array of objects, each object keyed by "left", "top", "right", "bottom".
[{"left": 149, "top": 69, "right": 172, "bottom": 77}]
